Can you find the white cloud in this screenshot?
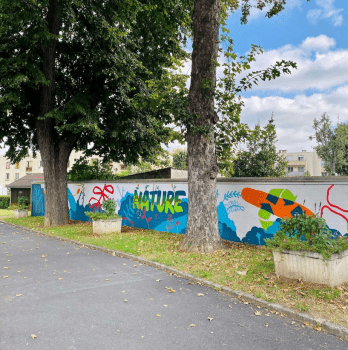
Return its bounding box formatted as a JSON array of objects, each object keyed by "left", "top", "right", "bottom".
[
  {"left": 239, "top": 35, "right": 348, "bottom": 92},
  {"left": 241, "top": 86, "right": 348, "bottom": 151},
  {"left": 307, "top": 0, "right": 344, "bottom": 27}
]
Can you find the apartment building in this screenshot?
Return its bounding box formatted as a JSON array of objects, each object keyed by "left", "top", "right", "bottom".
[
  {"left": 0, "top": 150, "right": 121, "bottom": 193},
  {"left": 278, "top": 149, "right": 326, "bottom": 177}
]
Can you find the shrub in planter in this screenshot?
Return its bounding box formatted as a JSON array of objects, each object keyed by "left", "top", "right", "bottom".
[
  {"left": 85, "top": 199, "right": 121, "bottom": 234},
  {"left": 265, "top": 213, "right": 348, "bottom": 260},
  {"left": 13, "top": 196, "right": 30, "bottom": 218},
  {"left": 265, "top": 213, "right": 348, "bottom": 286}
]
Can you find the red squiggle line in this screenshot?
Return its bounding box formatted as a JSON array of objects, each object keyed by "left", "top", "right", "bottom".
[
  {"left": 321, "top": 205, "right": 348, "bottom": 231},
  {"left": 325, "top": 184, "right": 348, "bottom": 212}
]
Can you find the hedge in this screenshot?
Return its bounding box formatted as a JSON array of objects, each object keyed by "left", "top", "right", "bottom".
[{"left": 0, "top": 195, "right": 10, "bottom": 209}]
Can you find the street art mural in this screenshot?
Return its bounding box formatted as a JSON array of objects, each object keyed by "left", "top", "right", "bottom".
[{"left": 31, "top": 180, "right": 348, "bottom": 244}]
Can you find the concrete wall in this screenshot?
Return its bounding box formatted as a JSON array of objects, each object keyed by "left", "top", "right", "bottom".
[{"left": 31, "top": 177, "right": 348, "bottom": 245}]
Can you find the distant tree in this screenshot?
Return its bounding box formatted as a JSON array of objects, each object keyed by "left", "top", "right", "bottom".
[
  {"left": 67, "top": 159, "right": 117, "bottom": 181},
  {"left": 172, "top": 148, "right": 187, "bottom": 169},
  {"left": 303, "top": 170, "right": 311, "bottom": 177},
  {"left": 310, "top": 113, "right": 348, "bottom": 175},
  {"left": 231, "top": 117, "right": 287, "bottom": 177}
]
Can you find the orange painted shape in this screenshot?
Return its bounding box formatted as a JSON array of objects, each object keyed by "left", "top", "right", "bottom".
[{"left": 241, "top": 187, "right": 314, "bottom": 219}]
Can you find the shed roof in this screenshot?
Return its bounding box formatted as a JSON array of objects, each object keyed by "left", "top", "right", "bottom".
[{"left": 7, "top": 173, "right": 44, "bottom": 188}]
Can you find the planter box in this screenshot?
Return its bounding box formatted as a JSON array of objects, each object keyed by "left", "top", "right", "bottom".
[
  {"left": 93, "top": 218, "right": 122, "bottom": 235},
  {"left": 13, "top": 209, "right": 28, "bottom": 219},
  {"left": 273, "top": 249, "right": 348, "bottom": 287}
]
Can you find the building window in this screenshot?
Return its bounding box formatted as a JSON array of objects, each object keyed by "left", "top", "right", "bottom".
[
  {"left": 298, "top": 156, "right": 304, "bottom": 161},
  {"left": 287, "top": 156, "right": 293, "bottom": 161},
  {"left": 15, "top": 162, "right": 20, "bottom": 169},
  {"left": 15, "top": 173, "right": 19, "bottom": 180},
  {"left": 298, "top": 167, "right": 304, "bottom": 172},
  {"left": 6, "top": 162, "right": 10, "bottom": 169},
  {"left": 287, "top": 167, "right": 293, "bottom": 172},
  {"left": 6, "top": 173, "right": 10, "bottom": 180},
  {"left": 26, "top": 161, "right": 32, "bottom": 172},
  {"left": 40, "top": 161, "right": 43, "bottom": 167},
  {"left": 321, "top": 172, "right": 328, "bottom": 176}
]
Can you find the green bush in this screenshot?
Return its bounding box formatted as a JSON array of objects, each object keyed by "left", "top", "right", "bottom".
[
  {"left": 0, "top": 195, "right": 10, "bottom": 209},
  {"left": 85, "top": 199, "right": 120, "bottom": 221},
  {"left": 18, "top": 196, "right": 30, "bottom": 209},
  {"left": 265, "top": 213, "right": 348, "bottom": 260}
]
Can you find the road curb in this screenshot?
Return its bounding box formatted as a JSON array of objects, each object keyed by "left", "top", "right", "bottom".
[{"left": 2, "top": 220, "right": 347, "bottom": 341}]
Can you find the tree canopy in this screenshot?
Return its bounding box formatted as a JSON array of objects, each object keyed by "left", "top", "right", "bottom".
[
  {"left": 0, "top": 0, "right": 194, "bottom": 225},
  {"left": 310, "top": 113, "right": 348, "bottom": 175},
  {"left": 230, "top": 117, "right": 287, "bottom": 177}
]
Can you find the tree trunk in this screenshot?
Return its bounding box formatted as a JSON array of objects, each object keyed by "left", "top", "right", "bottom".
[
  {"left": 180, "top": 0, "right": 222, "bottom": 253},
  {"left": 36, "top": 0, "right": 72, "bottom": 226}
]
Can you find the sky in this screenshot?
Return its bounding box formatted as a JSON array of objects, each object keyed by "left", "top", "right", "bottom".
[{"left": 221, "top": 0, "right": 348, "bottom": 152}]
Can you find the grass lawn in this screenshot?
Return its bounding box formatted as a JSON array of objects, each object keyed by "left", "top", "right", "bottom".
[
  {"left": 0, "top": 209, "right": 13, "bottom": 216},
  {"left": 2, "top": 216, "right": 348, "bottom": 328}
]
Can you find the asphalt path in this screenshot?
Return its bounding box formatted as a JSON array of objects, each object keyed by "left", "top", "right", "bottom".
[{"left": 0, "top": 222, "right": 347, "bottom": 350}]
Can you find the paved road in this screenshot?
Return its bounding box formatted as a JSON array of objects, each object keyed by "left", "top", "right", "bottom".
[{"left": 0, "top": 222, "right": 347, "bottom": 350}]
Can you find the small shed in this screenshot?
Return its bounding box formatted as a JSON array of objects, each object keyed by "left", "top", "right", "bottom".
[{"left": 7, "top": 173, "right": 44, "bottom": 208}]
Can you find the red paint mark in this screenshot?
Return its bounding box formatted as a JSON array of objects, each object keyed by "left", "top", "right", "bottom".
[
  {"left": 122, "top": 217, "right": 134, "bottom": 227},
  {"left": 88, "top": 184, "right": 114, "bottom": 212},
  {"left": 320, "top": 184, "right": 348, "bottom": 230}
]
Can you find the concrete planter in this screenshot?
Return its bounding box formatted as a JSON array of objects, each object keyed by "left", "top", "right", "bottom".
[
  {"left": 93, "top": 217, "right": 122, "bottom": 235},
  {"left": 273, "top": 249, "right": 348, "bottom": 287},
  {"left": 13, "top": 209, "right": 28, "bottom": 219}
]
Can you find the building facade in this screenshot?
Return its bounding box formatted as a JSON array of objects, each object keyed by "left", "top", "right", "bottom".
[
  {"left": 279, "top": 149, "right": 326, "bottom": 177},
  {"left": 0, "top": 150, "right": 121, "bottom": 194}
]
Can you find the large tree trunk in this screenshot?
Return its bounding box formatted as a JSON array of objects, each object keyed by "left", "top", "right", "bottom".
[
  {"left": 180, "top": 0, "right": 222, "bottom": 253},
  {"left": 36, "top": 0, "right": 71, "bottom": 227}
]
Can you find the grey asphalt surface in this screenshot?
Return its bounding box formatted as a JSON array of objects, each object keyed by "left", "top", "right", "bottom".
[{"left": 0, "top": 222, "right": 347, "bottom": 350}]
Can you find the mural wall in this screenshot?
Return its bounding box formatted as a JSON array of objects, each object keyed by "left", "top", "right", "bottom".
[{"left": 31, "top": 180, "right": 348, "bottom": 244}]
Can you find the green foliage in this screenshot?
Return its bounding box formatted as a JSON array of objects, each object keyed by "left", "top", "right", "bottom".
[
  {"left": 18, "top": 196, "right": 30, "bottom": 209},
  {"left": 230, "top": 116, "right": 287, "bottom": 177},
  {"left": 303, "top": 170, "right": 311, "bottom": 177},
  {"left": 310, "top": 113, "right": 348, "bottom": 175},
  {"left": 265, "top": 213, "right": 348, "bottom": 260},
  {"left": 67, "top": 159, "right": 117, "bottom": 181},
  {"left": 0, "top": 0, "right": 193, "bottom": 164},
  {"left": 85, "top": 199, "right": 120, "bottom": 221},
  {"left": 0, "top": 195, "right": 10, "bottom": 209},
  {"left": 172, "top": 148, "right": 187, "bottom": 169}
]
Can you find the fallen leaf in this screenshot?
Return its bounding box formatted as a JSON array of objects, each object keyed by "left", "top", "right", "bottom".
[
  {"left": 264, "top": 323, "right": 269, "bottom": 328},
  {"left": 255, "top": 311, "right": 262, "bottom": 316},
  {"left": 163, "top": 304, "right": 168, "bottom": 307},
  {"left": 156, "top": 314, "right": 161, "bottom": 317},
  {"left": 236, "top": 270, "right": 248, "bottom": 276},
  {"left": 168, "top": 288, "right": 175, "bottom": 293},
  {"left": 41, "top": 254, "right": 46, "bottom": 258},
  {"left": 197, "top": 293, "right": 204, "bottom": 297},
  {"left": 123, "top": 263, "right": 126, "bottom": 266},
  {"left": 31, "top": 334, "right": 37, "bottom": 339},
  {"left": 122, "top": 291, "right": 125, "bottom": 293},
  {"left": 207, "top": 317, "right": 214, "bottom": 321},
  {"left": 4, "top": 267, "right": 8, "bottom": 269},
  {"left": 190, "top": 324, "right": 196, "bottom": 327},
  {"left": 114, "top": 271, "right": 118, "bottom": 274},
  {"left": 133, "top": 265, "right": 137, "bottom": 268},
  {"left": 58, "top": 277, "right": 64, "bottom": 280},
  {"left": 3, "top": 275, "right": 9, "bottom": 278},
  {"left": 124, "top": 299, "right": 128, "bottom": 303},
  {"left": 112, "top": 252, "right": 116, "bottom": 256},
  {"left": 291, "top": 321, "right": 296, "bottom": 325},
  {"left": 228, "top": 305, "right": 233, "bottom": 309},
  {"left": 105, "top": 279, "right": 110, "bottom": 281},
  {"left": 156, "top": 279, "right": 161, "bottom": 282},
  {"left": 16, "top": 294, "right": 22, "bottom": 297}
]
